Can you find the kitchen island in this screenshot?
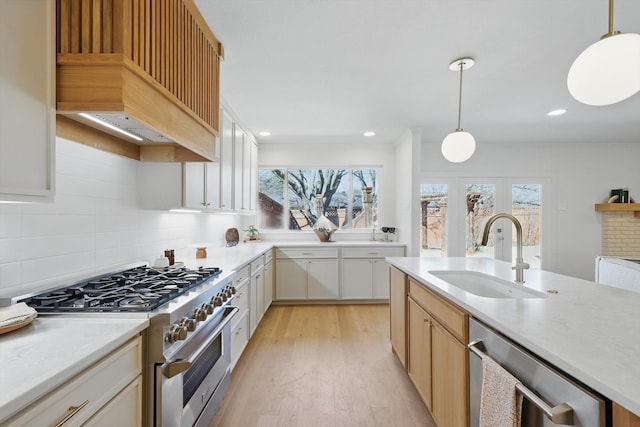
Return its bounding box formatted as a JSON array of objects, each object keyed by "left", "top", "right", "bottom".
[{"left": 387, "top": 256, "right": 640, "bottom": 420}]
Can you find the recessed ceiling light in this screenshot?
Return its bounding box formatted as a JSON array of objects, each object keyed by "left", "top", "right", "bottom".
[
  {"left": 259, "top": 131, "right": 271, "bottom": 136},
  {"left": 547, "top": 109, "right": 567, "bottom": 117},
  {"left": 363, "top": 131, "right": 376, "bottom": 137}
]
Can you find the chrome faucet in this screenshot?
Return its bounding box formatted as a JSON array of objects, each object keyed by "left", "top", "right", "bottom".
[{"left": 481, "top": 213, "right": 530, "bottom": 283}]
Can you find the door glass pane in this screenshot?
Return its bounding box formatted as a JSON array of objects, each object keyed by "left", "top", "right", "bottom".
[
  {"left": 352, "top": 169, "right": 378, "bottom": 229},
  {"left": 421, "top": 184, "right": 448, "bottom": 257},
  {"left": 466, "top": 184, "right": 495, "bottom": 258},
  {"left": 512, "top": 184, "right": 541, "bottom": 269},
  {"left": 257, "top": 169, "right": 285, "bottom": 230}
]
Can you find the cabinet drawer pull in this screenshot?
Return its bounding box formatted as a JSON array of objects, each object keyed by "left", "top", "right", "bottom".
[
  {"left": 55, "top": 400, "right": 89, "bottom": 427},
  {"left": 368, "top": 252, "right": 379, "bottom": 255},
  {"left": 302, "top": 252, "right": 313, "bottom": 255}
]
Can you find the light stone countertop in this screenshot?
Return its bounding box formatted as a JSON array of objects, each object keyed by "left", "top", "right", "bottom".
[
  {"left": 386, "top": 256, "right": 640, "bottom": 416},
  {"left": 0, "top": 240, "right": 402, "bottom": 423},
  {"left": 0, "top": 316, "right": 149, "bottom": 423},
  {"left": 272, "top": 240, "right": 406, "bottom": 248},
  {"left": 181, "top": 240, "right": 406, "bottom": 272}
]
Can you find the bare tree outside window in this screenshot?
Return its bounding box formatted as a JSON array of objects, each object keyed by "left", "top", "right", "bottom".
[{"left": 257, "top": 168, "right": 378, "bottom": 231}]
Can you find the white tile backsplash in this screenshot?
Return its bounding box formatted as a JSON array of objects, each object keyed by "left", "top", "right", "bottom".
[
  {"left": 0, "top": 137, "right": 247, "bottom": 297},
  {"left": 20, "top": 234, "right": 95, "bottom": 260},
  {"left": 0, "top": 239, "right": 22, "bottom": 263},
  {"left": 0, "top": 263, "right": 22, "bottom": 289},
  {"left": 0, "top": 214, "right": 22, "bottom": 238},
  {"left": 21, "top": 214, "right": 95, "bottom": 237}
]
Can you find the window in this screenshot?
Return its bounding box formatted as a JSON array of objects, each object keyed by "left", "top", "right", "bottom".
[{"left": 258, "top": 168, "right": 379, "bottom": 231}]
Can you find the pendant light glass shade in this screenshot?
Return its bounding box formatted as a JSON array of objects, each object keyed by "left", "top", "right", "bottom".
[
  {"left": 441, "top": 58, "right": 476, "bottom": 163},
  {"left": 441, "top": 130, "right": 476, "bottom": 163},
  {"left": 567, "top": 0, "right": 640, "bottom": 106},
  {"left": 568, "top": 33, "right": 640, "bottom": 105}
]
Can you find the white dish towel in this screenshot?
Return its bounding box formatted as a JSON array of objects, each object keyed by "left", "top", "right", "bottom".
[
  {"left": 0, "top": 302, "right": 37, "bottom": 328},
  {"left": 480, "top": 354, "right": 523, "bottom": 427}
]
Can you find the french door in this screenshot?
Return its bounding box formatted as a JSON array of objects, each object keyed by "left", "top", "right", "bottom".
[{"left": 420, "top": 178, "right": 547, "bottom": 269}]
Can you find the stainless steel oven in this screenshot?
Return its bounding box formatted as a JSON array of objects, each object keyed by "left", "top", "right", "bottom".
[
  {"left": 8, "top": 264, "right": 239, "bottom": 427},
  {"left": 156, "top": 305, "right": 237, "bottom": 427}
]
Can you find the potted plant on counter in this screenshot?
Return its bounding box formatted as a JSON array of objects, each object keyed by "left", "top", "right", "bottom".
[{"left": 244, "top": 225, "right": 260, "bottom": 242}]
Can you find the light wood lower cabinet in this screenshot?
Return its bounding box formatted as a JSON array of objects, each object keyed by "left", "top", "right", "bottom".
[
  {"left": 408, "top": 297, "right": 432, "bottom": 410},
  {"left": 406, "top": 278, "right": 469, "bottom": 427},
  {"left": 614, "top": 402, "right": 640, "bottom": 427},
  {"left": 430, "top": 319, "right": 468, "bottom": 427},
  {"left": 389, "top": 266, "right": 408, "bottom": 368},
  {"left": 5, "top": 336, "right": 143, "bottom": 426}
]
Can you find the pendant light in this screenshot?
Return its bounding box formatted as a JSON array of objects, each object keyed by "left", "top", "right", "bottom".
[
  {"left": 441, "top": 58, "right": 476, "bottom": 163},
  {"left": 567, "top": 0, "right": 640, "bottom": 106}
]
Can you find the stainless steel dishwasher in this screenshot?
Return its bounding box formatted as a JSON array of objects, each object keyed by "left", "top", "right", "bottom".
[{"left": 468, "top": 318, "right": 610, "bottom": 427}]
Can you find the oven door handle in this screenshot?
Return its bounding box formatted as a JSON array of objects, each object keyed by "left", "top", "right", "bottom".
[{"left": 164, "top": 306, "right": 239, "bottom": 379}]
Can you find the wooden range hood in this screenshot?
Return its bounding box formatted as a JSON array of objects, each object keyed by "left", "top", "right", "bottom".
[{"left": 56, "top": 0, "right": 222, "bottom": 162}]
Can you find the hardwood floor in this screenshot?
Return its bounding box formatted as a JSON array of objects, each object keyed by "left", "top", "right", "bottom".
[{"left": 210, "top": 304, "right": 436, "bottom": 427}]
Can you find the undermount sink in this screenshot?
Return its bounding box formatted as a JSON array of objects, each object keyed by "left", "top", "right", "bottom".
[{"left": 429, "top": 270, "right": 548, "bottom": 299}]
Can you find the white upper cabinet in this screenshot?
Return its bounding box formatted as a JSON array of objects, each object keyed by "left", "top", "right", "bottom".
[
  {"left": 0, "top": 0, "right": 55, "bottom": 202},
  {"left": 233, "top": 125, "right": 245, "bottom": 210},
  {"left": 220, "top": 110, "right": 234, "bottom": 210},
  {"left": 183, "top": 162, "right": 220, "bottom": 210},
  {"left": 138, "top": 107, "right": 258, "bottom": 213},
  {"left": 249, "top": 141, "right": 258, "bottom": 212}
]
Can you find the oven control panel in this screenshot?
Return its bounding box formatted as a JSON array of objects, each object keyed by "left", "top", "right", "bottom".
[{"left": 164, "top": 284, "right": 236, "bottom": 344}]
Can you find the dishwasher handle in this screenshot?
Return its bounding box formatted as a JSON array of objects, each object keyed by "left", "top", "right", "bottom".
[{"left": 468, "top": 339, "right": 575, "bottom": 425}]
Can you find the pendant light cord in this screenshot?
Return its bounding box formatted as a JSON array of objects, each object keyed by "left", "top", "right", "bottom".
[{"left": 456, "top": 61, "right": 464, "bottom": 132}]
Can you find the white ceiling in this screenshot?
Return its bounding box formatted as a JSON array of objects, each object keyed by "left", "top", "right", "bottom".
[{"left": 195, "top": 0, "right": 640, "bottom": 146}]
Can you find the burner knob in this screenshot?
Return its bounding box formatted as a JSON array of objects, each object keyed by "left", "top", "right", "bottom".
[
  {"left": 211, "top": 296, "right": 223, "bottom": 307},
  {"left": 225, "top": 287, "right": 233, "bottom": 298},
  {"left": 193, "top": 308, "right": 207, "bottom": 321},
  {"left": 179, "top": 317, "right": 196, "bottom": 332},
  {"left": 229, "top": 285, "right": 237, "bottom": 295},
  {"left": 201, "top": 303, "right": 213, "bottom": 314},
  {"left": 166, "top": 325, "right": 188, "bottom": 343},
  {"left": 219, "top": 292, "right": 228, "bottom": 302}
]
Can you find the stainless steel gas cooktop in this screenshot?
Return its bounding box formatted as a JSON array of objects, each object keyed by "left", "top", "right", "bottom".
[{"left": 16, "top": 265, "right": 222, "bottom": 312}]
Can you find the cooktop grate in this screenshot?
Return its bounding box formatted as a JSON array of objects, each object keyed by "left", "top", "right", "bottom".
[{"left": 18, "top": 265, "right": 222, "bottom": 312}]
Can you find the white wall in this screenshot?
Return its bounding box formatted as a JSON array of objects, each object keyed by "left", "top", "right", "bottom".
[
  {"left": 258, "top": 142, "right": 397, "bottom": 241},
  {"left": 394, "top": 129, "right": 423, "bottom": 256},
  {"left": 421, "top": 140, "right": 640, "bottom": 280},
  {"left": 0, "top": 137, "right": 248, "bottom": 297}
]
